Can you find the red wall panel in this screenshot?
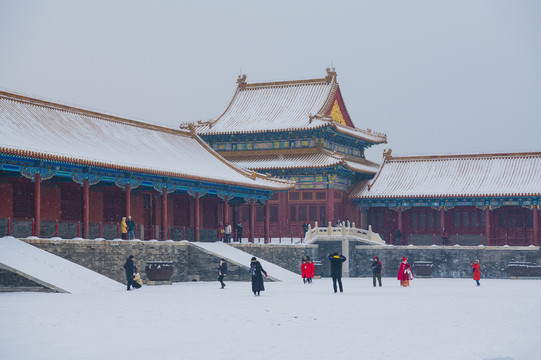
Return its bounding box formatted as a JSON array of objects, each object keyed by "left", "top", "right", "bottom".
[
  {"left": 0, "top": 182, "right": 13, "bottom": 218},
  {"left": 40, "top": 184, "right": 61, "bottom": 220}
]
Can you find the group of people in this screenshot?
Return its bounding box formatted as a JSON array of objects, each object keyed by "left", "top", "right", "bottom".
[
  {"left": 372, "top": 256, "right": 481, "bottom": 287},
  {"left": 123, "top": 253, "right": 482, "bottom": 294},
  {"left": 215, "top": 257, "right": 268, "bottom": 296},
  {"left": 218, "top": 221, "right": 243, "bottom": 243},
  {"left": 120, "top": 216, "right": 136, "bottom": 240},
  {"left": 301, "top": 256, "right": 315, "bottom": 284}
]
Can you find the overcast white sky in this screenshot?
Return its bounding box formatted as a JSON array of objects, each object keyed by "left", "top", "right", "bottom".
[{"left": 1, "top": 0, "right": 540, "bottom": 162}]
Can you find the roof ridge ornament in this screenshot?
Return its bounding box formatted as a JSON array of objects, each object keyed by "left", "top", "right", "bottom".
[
  {"left": 325, "top": 67, "right": 337, "bottom": 83},
  {"left": 309, "top": 113, "right": 332, "bottom": 123},
  {"left": 383, "top": 149, "right": 393, "bottom": 161},
  {"left": 237, "top": 74, "right": 247, "bottom": 89},
  {"left": 187, "top": 123, "right": 196, "bottom": 135}
]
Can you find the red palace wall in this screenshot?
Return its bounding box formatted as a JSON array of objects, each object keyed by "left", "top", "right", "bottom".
[
  {"left": 0, "top": 182, "right": 13, "bottom": 218},
  {"left": 40, "top": 184, "right": 61, "bottom": 220}
]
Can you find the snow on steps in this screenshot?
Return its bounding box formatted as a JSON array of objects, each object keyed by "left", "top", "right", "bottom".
[
  {"left": 191, "top": 242, "right": 299, "bottom": 282},
  {"left": 0, "top": 236, "right": 123, "bottom": 294}
]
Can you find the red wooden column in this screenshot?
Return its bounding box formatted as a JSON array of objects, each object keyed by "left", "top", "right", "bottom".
[
  {"left": 249, "top": 199, "right": 255, "bottom": 243},
  {"left": 162, "top": 188, "right": 168, "bottom": 240},
  {"left": 533, "top": 206, "right": 539, "bottom": 246},
  {"left": 223, "top": 195, "right": 229, "bottom": 226},
  {"left": 194, "top": 192, "right": 200, "bottom": 242},
  {"left": 280, "top": 193, "right": 288, "bottom": 236},
  {"left": 440, "top": 208, "right": 446, "bottom": 231},
  {"left": 34, "top": 173, "right": 41, "bottom": 237},
  {"left": 397, "top": 208, "right": 403, "bottom": 233},
  {"left": 82, "top": 179, "right": 89, "bottom": 239},
  {"left": 264, "top": 200, "right": 270, "bottom": 243},
  {"left": 327, "top": 188, "right": 335, "bottom": 225},
  {"left": 485, "top": 208, "right": 491, "bottom": 246},
  {"left": 125, "top": 184, "right": 131, "bottom": 217}
]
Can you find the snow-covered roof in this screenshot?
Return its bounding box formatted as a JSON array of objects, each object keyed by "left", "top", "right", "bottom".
[
  {"left": 351, "top": 152, "right": 541, "bottom": 199},
  {"left": 0, "top": 91, "right": 293, "bottom": 190},
  {"left": 186, "top": 69, "right": 386, "bottom": 144},
  {"left": 229, "top": 151, "right": 379, "bottom": 174}
]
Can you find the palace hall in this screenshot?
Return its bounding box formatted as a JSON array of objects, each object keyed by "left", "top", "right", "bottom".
[{"left": 1, "top": 70, "right": 539, "bottom": 246}]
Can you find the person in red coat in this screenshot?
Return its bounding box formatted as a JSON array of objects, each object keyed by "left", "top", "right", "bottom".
[
  {"left": 397, "top": 257, "right": 413, "bottom": 287},
  {"left": 306, "top": 257, "right": 315, "bottom": 284},
  {"left": 301, "top": 257, "right": 308, "bottom": 284},
  {"left": 472, "top": 260, "right": 481, "bottom": 286}
]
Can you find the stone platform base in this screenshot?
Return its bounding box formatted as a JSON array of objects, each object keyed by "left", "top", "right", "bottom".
[{"left": 145, "top": 280, "right": 172, "bottom": 286}]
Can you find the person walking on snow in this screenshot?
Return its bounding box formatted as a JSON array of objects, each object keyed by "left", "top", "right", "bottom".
[
  {"left": 328, "top": 252, "right": 346, "bottom": 293},
  {"left": 371, "top": 256, "right": 383, "bottom": 287},
  {"left": 301, "top": 256, "right": 308, "bottom": 284},
  {"left": 306, "top": 256, "right": 315, "bottom": 284},
  {"left": 123, "top": 255, "right": 137, "bottom": 290},
  {"left": 250, "top": 257, "right": 267, "bottom": 296},
  {"left": 472, "top": 260, "right": 481, "bottom": 286},
  {"left": 397, "top": 257, "right": 413, "bottom": 287},
  {"left": 218, "top": 258, "right": 227, "bottom": 289}
]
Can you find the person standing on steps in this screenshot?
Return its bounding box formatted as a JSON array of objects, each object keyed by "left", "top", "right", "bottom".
[
  {"left": 442, "top": 227, "right": 449, "bottom": 246},
  {"left": 236, "top": 221, "right": 243, "bottom": 243},
  {"left": 328, "top": 252, "right": 346, "bottom": 293},
  {"left": 218, "top": 258, "right": 227, "bottom": 289},
  {"left": 371, "top": 256, "right": 383, "bottom": 287},
  {"left": 224, "top": 223, "right": 232, "bottom": 243},
  {"left": 126, "top": 216, "right": 135, "bottom": 240},
  {"left": 120, "top": 217, "right": 128, "bottom": 240},
  {"left": 250, "top": 257, "right": 267, "bottom": 296}
]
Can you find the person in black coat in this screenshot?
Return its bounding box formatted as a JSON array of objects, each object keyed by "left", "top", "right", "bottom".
[
  {"left": 371, "top": 256, "right": 383, "bottom": 287},
  {"left": 123, "top": 255, "right": 137, "bottom": 291},
  {"left": 218, "top": 258, "right": 227, "bottom": 289},
  {"left": 328, "top": 252, "right": 346, "bottom": 293},
  {"left": 249, "top": 256, "right": 267, "bottom": 296},
  {"left": 236, "top": 221, "right": 243, "bottom": 243},
  {"left": 126, "top": 216, "right": 136, "bottom": 240}
]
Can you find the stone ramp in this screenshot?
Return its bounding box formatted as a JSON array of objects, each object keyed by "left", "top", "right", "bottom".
[
  {"left": 191, "top": 242, "right": 300, "bottom": 282},
  {"left": 0, "top": 237, "right": 123, "bottom": 294}
]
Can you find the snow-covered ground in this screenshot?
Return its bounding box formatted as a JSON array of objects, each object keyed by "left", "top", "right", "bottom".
[{"left": 1, "top": 278, "right": 538, "bottom": 360}]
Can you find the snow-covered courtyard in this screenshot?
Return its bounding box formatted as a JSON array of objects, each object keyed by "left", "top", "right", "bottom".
[{"left": 1, "top": 277, "right": 538, "bottom": 360}]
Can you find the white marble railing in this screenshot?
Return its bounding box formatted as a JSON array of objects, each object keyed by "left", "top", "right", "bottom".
[{"left": 303, "top": 222, "right": 385, "bottom": 245}]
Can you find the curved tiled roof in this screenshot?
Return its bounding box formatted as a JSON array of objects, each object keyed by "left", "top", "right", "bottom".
[
  {"left": 230, "top": 153, "right": 343, "bottom": 170},
  {"left": 188, "top": 70, "right": 386, "bottom": 144},
  {"left": 229, "top": 152, "right": 379, "bottom": 174},
  {"left": 0, "top": 91, "right": 293, "bottom": 190},
  {"left": 350, "top": 152, "right": 541, "bottom": 199}
]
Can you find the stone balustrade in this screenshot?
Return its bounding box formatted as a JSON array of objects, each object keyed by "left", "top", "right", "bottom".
[{"left": 303, "top": 222, "right": 385, "bottom": 245}]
